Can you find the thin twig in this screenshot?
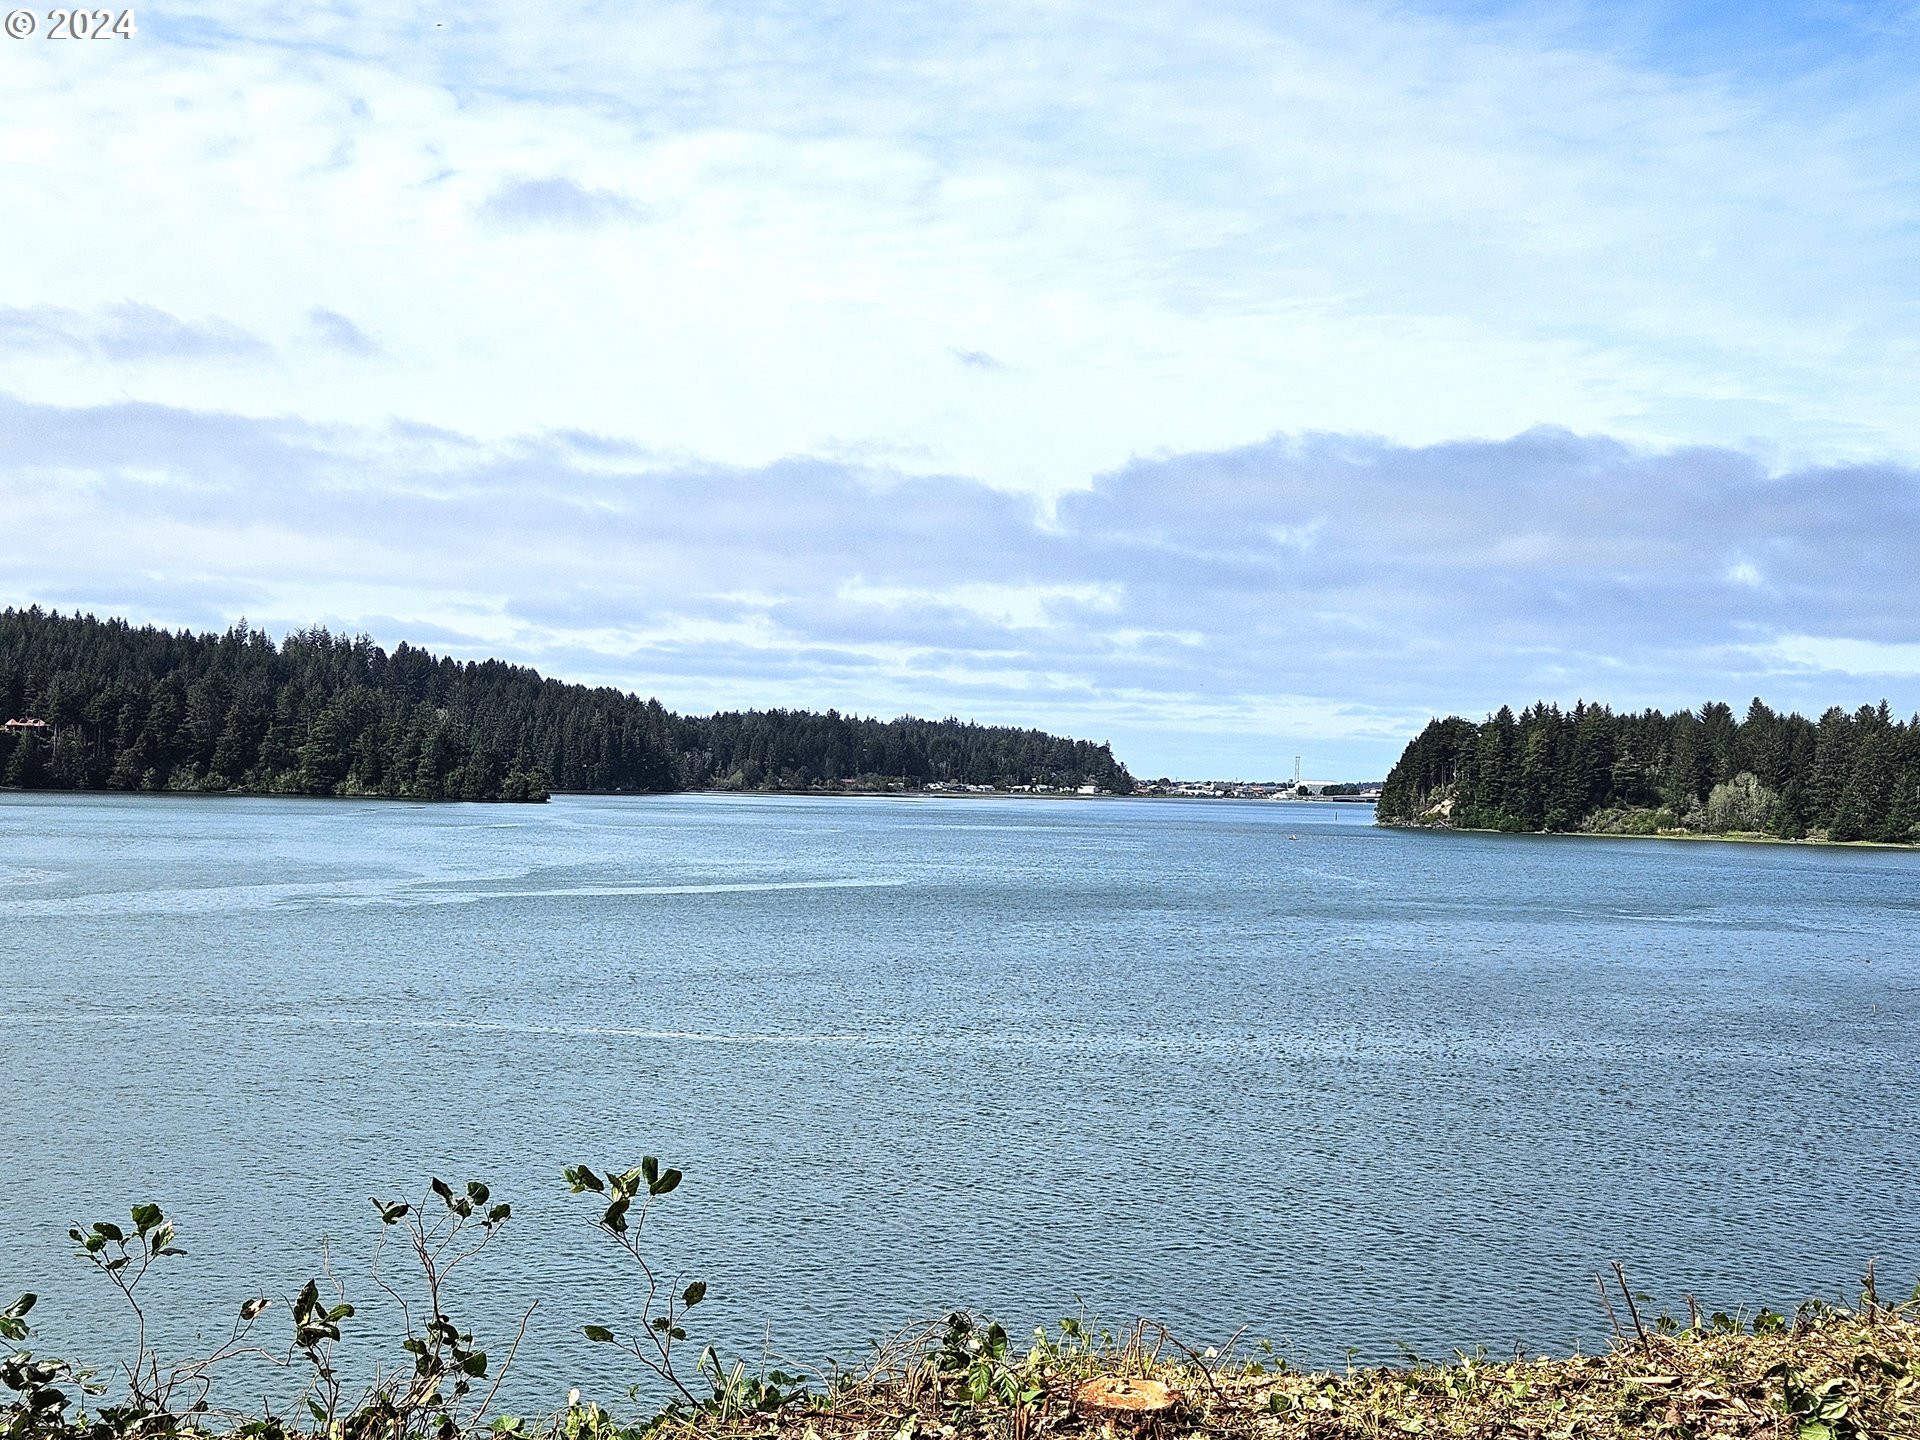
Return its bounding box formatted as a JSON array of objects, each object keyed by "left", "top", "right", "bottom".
[
  {"left": 1163, "top": 1334, "right": 1225, "bottom": 1403},
  {"left": 1611, "top": 1261, "right": 1652, "bottom": 1358},
  {"left": 470, "top": 1300, "right": 538, "bottom": 1430},
  {"left": 1595, "top": 1272, "right": 1625, "bottom": 1347}
]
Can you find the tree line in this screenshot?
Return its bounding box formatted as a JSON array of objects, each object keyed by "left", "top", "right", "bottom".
[
  {"left": 0, "top": 608, "right": 1134, "bottom": 803},
  {"left": 1376, "top": 697, "right": 1920, "bottom": 844}
]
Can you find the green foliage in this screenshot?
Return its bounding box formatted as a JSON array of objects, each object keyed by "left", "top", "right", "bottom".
[
  {"left": 1706, "top": 771, "right": 1779, "bottom": 833},
  {"left": 346, "top": 1178, "right": 515, "bottom": 1438},
  {"left": 935, "top": 1315, "right": 1042, "bottom": 1413},
  {"left": 0, "top": 1297, "right": 34, "bottom": 1347},
  {"left": 565, "top": 1160, "right": 726, "bottom": 1413},
  {"left": 7, "top": 1183, "right": 1920, "bottom": 1440},
  {"left": 0, "top": 1291, "right": 97, "bottom": 1440},
  {"left": 560, "top": 1157, "right": 813, "bottom": 1426},
  {"left": 1769, "top": 1363, "right": 1866, "bottom": 1440},
  {"left": 1, "top": 1185, "right": 529, "bottom": 1440},
  {"left": 0, "top": 608, "right": 1133, "bottom": 801},
  {"left": 1379, "top": 697, "right": 1920, "bottom": 843}
]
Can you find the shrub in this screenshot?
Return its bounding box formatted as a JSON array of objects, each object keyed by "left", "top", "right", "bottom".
[{"left": 1705, "top": 772, "right": 1779, "bottom": 833}]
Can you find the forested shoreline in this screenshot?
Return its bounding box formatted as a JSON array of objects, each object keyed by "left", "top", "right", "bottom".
[
  {"left": 1377, "top": 698, "right": 1920, "bottom": 844},
  {"left": 0, "top": 608, "right": 1134, "bottom": 803}
]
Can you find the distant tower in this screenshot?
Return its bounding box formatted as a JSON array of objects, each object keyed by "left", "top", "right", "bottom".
[{"left": 1294, "top": 755, "right": 1301, "bottom": 788}]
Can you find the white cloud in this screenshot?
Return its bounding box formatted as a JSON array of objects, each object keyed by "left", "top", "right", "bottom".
[
  {"left": 2, "top": 1, "right": 1919, "bottom": 493},
  {"left": 478, "top": 177, "right": 644, "bottom": 229},
  {"left": 1758, "top": 635, "right": 1920, "bottom": 678},
  {"left": 951, "top": 349, "right": 1007, "bottom": 372},
  {"left": 308, "top": 308, "right": 382, "bottom": 356},
  {"left": 0, "top": 303, "right": 269, "bottom": 361},
  {"left": 836, "top": 580, "right": 1121, "bottom": 630}
]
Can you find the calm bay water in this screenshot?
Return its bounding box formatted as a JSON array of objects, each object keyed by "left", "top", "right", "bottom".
[{"left": 2, "top": 791, "right": 1917, "bottom": 1408}]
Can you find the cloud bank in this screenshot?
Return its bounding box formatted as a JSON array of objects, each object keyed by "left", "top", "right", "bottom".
[{"left": 5, "top": 390, "right": 1916, "bottom": 776}]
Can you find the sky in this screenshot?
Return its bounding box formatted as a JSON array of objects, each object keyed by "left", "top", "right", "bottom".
[{"left": 4, "top": 0, "right": 1920, "bottom": 778}]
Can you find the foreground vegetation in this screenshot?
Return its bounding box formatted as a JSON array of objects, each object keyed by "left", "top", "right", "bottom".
[
  {"left": 5, "top": 1166, "right": 1914, "bottom": 1440},
  {"left": 744, "top": 1301, "right": 1917, "bottom": 1440},
  {"left": 1378, "top": 698, "right": 1920, "bottom": 843},
  {"left": 0, "top": 608, "right": 1133, "bottom": 802}
]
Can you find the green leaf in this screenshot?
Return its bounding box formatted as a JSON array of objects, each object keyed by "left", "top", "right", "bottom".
[
  {"left": 650, "top": 1168, "right": 682, "bottom": 1196},
  {"left": 92, "top": 1221, "right": 124, "bottom": 1243},
  {"left": 681, "top": 1281, "right": 707, "bottom": 1308},
  {"left": 129, "top": 1203, "right": 163, "bottom": 1236},
  {"left": 465, "top": 1181, "right": 490, "bottom": 1205},
  {"left": 601, "top": 1198, "right": 630, "bottom": 1232},
  {"left": 487, "top": 1203, "right": 511, "bottom": 1224},
  {"left": 582, "top": 1325, "right": 615, "bottom": 1343},
  {"left": 640, "top": 1156, "right": 659, "bottom": 1186},
  {"left": 240, "top": 1297, "right": 271, "bottom": 1321},
  {"left": 564, "top": 1166, "right": 604, "bottom": 1194},
  {"left": 430, "top": 1178, "right": 454, "bottom": 1204},
  {"left": 0, "top": 1292, "right": 33, "bottom": 1342},
  {"left": 462, "top": 1352, "right": 488, "bottom": 1377}
]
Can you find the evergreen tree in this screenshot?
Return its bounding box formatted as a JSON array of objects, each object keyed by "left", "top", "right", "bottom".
[
  {"left": 1377, "top": 694, "right": 1920, "bottom": 846},
  {"left": 0, "top": 608, "right": 1134, "bottom": 803}
]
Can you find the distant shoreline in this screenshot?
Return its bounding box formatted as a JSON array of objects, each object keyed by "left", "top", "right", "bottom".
[
  {"left": 677, "top": 788, "right": 1376, "bottom": 803},
  {"left": 0, "top": 784, "right": 1379, "bottom": 809},
  {"left": 0, "top": 784, "right": 537, "bottom": 805},
  {"left": 1383, "top": 819, "right": 1918, "bottom": 851}
]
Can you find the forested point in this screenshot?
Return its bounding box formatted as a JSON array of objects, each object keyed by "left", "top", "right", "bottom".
[
  {"left": 0, "top": 608, "right": 1135, "bottom": 803},
  {"left": 1376, "top": 698, "right": 1920, "bottom": 844}
]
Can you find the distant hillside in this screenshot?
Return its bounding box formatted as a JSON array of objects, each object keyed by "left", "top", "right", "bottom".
[
  {"left": 0, "top": 608, "right": 1134, "bottom": 803},
  {"left": 1378, "top": 698, "right": 1920, "bottom": 844}
]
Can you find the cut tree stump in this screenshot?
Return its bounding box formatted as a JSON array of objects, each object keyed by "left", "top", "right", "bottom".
[{"left": 1074, "top": 1375, "right": 1180, "bottom": 1418}]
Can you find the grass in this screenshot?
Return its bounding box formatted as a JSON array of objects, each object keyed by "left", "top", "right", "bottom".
[
  {"left": 13, "top": 1188, "right": 1916, "bottom": 1439},
  {"left": 613, "top": 1298, "right": 1920, "bottom": 1440},
  {"left": 10, "top": 1293, "right": 1919, "bottom": 1440}
]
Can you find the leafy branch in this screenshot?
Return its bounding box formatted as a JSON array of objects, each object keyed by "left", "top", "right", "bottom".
[
  {"left": 563, "top": 1161, "right": 711, "bottom": 1408},
  {"left": 358, "top": 1178, "right": 526, "bottom": 1439}
]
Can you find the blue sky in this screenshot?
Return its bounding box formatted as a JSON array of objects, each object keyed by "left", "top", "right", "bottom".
[{"left": 4, "top": 1, "right": 1919, "bottom": 777}]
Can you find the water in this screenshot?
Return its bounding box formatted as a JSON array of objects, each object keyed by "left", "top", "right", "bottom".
[{"left": 2, "top": 791, "right": 1916, "bottom": 1412}]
